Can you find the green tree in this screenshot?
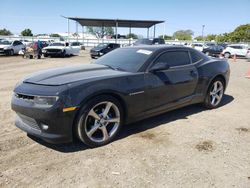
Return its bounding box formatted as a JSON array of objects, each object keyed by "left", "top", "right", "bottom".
[
  {"left": 215, "top": 33, "right": 231, "bottom": 42},
  {"left": 159, "top": 35, "right": 173, "bottom": 40},
  {"left": 86, "top": 26, "right": 114, "bottom": 38},
  {"left": 126, "top": 33, "right": 138, "bottom": 39},
  {"left": 0, "top": 28, "right": 12, "bottom": 36},
  {"left": 50, "top": 33, "right": 61, "bottom": 37},
  {"left": 194, "top": 36, "right": 203, "bottom": 41},
  {"left": 173, "top": 30, "right": 193, "bottom": 40},
  {"left": 21, "top": 29, "right": 33, "bottom": 36},
  {"left": 230, "top": 24, "right": 250, "bottom": 42},
  {"left": 206, "top": 34, "right": 217, "bottom": 41}
]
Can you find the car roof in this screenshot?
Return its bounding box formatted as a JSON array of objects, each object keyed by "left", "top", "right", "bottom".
[{"left": 123, "top": 45, "right": 187, "bottom": 51}]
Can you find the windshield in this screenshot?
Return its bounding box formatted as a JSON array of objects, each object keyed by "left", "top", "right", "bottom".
[
  {"left": 96, "top": 43, "right": 108, "bottom": 48},
  {"left": 49, "top": 43, "right": 64, "bottom": 46},
  {"left": 94, "top": 48, "right": 153, "bottom": 72},
  {"left": 0, "top": 40, "right": 12, "bottom": 45}
]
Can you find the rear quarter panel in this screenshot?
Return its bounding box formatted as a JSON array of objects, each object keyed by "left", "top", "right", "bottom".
[{"left": 195, "top": 58, "right": 230, "bottom": 97}]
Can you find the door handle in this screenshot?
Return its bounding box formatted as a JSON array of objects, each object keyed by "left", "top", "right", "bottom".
[{"left": 190, "top": 70, "right": 197, "bottom": 77}]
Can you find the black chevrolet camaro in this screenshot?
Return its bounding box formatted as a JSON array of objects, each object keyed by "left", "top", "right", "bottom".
[{"left": 11, "top": 46, "right": 230, "bottom": 147}]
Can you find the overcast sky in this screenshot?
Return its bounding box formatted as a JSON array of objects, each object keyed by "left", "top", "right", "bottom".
[{"left": 1, "top": 0, "right": 250, "bottom": 37}]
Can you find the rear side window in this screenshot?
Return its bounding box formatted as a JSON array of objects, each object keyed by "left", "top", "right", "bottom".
[
  {"left": 190, "top": 50, "right": 203, "bottom": 63},
  {"left": 230, "top": 46, "right": 242, "bottom": 49},
  {"left": 155, "top": 51, "right": 190, "bottom": 67}
]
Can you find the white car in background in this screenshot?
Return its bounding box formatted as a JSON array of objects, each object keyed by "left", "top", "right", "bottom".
[
  {"left": 222, "top": 44, "right": 249, "bottom": 58},
  {"left": 0, "top": 40, "right": 25, "bottom": 55},
  {"left": 42, "top": 42, "right": 80, "bottom": 57},
  {"left": 19, "top": 39, "right": 32, "bottom": 47},
  {"left": 246, "top": 48, "right": 250, "bottom": 61},
  {"left": 189, "top": 43, "right": 204, "bottom": 51}
]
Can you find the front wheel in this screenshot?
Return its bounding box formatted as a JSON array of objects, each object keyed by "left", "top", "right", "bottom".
[
  {"left": 224, "top": 52, "right": 231, "bottom": 58},
  {"left": 61, "top": 50, "right": 66, "bottom": 58},
  {"left": 75, "top": 95, "right": 123, "bottom": 147},
  {"left": 203, "top": 78, "right": 225, "bottom": 109}
]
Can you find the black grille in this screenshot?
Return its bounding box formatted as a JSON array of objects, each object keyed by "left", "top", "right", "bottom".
[
  {"left": 47, "top": 49, "right": 62, "bottom": 53},
  {"left": 0, "top": 48, "right": 4, "bottom": 51},
  {"left": 17, "top": 113, "right": 41, "bottom": 131}
]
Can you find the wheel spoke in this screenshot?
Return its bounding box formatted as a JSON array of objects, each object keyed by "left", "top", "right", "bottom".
[
  {"left": 215, "top": 94, "right": 221, "bottom": 100},
  {"left": 103, "top": 102, "right": 113, "bottom": 118},
  {"left": 100, "top": 126, "right": 109, "bottom": 141},
  {"left": 87, "top": 123, "right": 100, "bottom": 137},
  {"left": 89, "top": 109, "right": 100, "bottom": 120},
  {"left": 106, "top": 117, "right": 120, "bottom": 123},
  {"left": 213, "top": 82, "right": 218, "bottom": 92},
  {"left": 211, "top": 96, "right": 216, "bottom": 105},
  {"left": 216, "top": 86, "right": 223, "bottom": 93}
]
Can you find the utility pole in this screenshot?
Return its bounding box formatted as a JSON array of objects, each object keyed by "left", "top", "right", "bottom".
[{"left": 202, "top": 25, "right": 205, "bottom": 41}]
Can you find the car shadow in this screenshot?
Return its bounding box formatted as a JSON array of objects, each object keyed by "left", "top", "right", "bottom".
[{"left": 28, "top": 94, "right": 234, "bottom": 153}]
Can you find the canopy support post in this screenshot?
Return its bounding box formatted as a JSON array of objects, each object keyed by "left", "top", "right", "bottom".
[
  {"left": 82, "top": 26, "right": 84, "bottom": 46},
  {"left": 67, "top": 18, "right": 70, "bottom": 42},
  {"left": 115, "top": 21, "right": 118, "bottom": 43},
  {"left": 153, "top": 25, "right": 156, "bottom": 38},
  {"left": 76, "top": 21, "right": 78, "bottom": 42},
  {"left": 129, "top": 25, "right": 131, "bottom": 45}
]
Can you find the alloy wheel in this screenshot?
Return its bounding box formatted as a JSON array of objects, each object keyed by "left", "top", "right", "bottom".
[
  {"left": 209, "top": 81, "right": 224, "bottom": 106},
  {"left": 82, "top": 101, "right": 120, "bottom": 143}
]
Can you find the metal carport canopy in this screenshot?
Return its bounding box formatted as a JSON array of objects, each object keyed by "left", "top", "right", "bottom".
[{"left": 67, "top": 17, "right": 164, "bottom": 28}]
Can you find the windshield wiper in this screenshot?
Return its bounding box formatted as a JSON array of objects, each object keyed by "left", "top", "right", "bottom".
[{"left": 104, "top": 65, "right": 126, "bottom": 72}]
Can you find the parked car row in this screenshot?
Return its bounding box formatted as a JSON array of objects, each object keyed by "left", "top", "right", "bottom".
[{"left": 0, "top": 39, "right": 82, "bottom": 58}]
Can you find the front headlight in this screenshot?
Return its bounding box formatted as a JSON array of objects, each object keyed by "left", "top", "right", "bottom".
[
  {"left": 42, "top": 49, "right": 47, "bottom": 53},
  {"left": 33, "top": 96, "right": 59, "bottom": 107},
  {"left": 4, "top": 46, "right": 11, "bottom": 50}
]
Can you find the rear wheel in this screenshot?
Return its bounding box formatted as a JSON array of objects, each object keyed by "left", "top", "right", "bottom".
[
  {"left": 75, "top": 95, "right": 123, "bottom": 147},
  {"left": 203, "top": 78, "right": 225, "bottom": 109}
]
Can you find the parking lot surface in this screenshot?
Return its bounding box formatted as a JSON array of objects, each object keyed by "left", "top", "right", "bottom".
[{"left": 0, "top": 52, "right": 250, "bottom": 187}]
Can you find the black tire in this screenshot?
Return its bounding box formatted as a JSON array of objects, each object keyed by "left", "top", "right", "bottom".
[
  {"left": 61, "top": 50, "right": 66, "bottom": 58},
  {"left": 8, "top": 49, "right": 14, "bottom": 56},
  {"left": 203, "top": 77, "right": 225, "bottom": 109},
  {"left": 224, "top": 52, "right": 231, "bottom": 58},
  {"left": 75, "top": 95, "right": 124, "bottom": 147}
]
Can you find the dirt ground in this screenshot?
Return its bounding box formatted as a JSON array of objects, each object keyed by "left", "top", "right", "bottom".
[{"left": 0, "top": 51, "right": 250, "bottom": 188}]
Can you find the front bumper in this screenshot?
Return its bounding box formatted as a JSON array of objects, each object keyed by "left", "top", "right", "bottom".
[
  {"left": 43, "top": 50, "right": 63, "bottom": 56},
  {"left": 11, "top": 94, "right": 76, "bottom": 144},
  {"left": 0, "top": 49, "right": 11, "bottom": 55},
  {"left": 90, "top": 51, "right": 102, "bottom": 58}
]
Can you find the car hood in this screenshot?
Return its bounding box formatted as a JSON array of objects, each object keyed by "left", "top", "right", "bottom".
[
  {"left": 91, "top": 46, "right": 105, "bottom": 51},
  {"left": 43, "top": 46, "right": 65, "bottom": 50},
  {"left": 0, "top": 44, "right": 10, "bottom": 48},
  {"left": 23, "top": 64, "right": 128, "bottom": 86}
]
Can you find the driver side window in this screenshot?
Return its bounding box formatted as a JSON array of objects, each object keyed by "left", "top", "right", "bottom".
[{"left": 155, "top": 51, "right": 191, "bottom": 67}]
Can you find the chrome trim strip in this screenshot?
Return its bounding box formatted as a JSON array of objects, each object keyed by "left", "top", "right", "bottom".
[{"left": 129, "top": 91, "right": 145, "bottom": 96}]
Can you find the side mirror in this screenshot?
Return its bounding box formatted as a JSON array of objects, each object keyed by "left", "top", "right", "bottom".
[{"left": 149, "top": 62, "right": 170, "bottom": 72}]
